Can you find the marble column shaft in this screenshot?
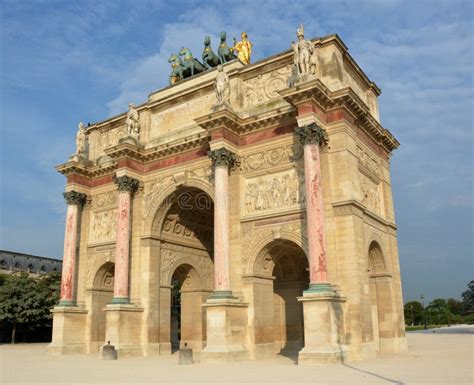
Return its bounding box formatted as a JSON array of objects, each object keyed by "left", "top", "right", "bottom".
[
  {"left": 59, "top": 191, "right": 86, "bottom": 305},
  {"left": 296, "top": 123, "right": 329, "bottom": 285},
  {"left": 208, "top": 148, "right": 236, "bottom": 296},
  {"left": 112, "top": 175, "right": 139, "bottom": 303}
]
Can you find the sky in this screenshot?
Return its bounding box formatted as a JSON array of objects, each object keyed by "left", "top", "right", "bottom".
[{"left": 0, "top": 0, "right": 472, "bottom": 303}]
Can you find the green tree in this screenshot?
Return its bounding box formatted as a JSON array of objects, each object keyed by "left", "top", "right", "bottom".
[
  {"left": 461, "top": 280, "right": 474, "bottom": 315},
  {"left": 404, "top": 301, "right": 424, "bottom": 325},
  {"left": 0, "top": 272, "right": 60, "bottom": 343},
  {"left": 447, "top": 298, "right": 463, "bottom": 316}
]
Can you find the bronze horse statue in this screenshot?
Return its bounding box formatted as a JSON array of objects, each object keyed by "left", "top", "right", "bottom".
[
  {"left": 217, "top": 31, "right": 236, "bottom": 65},
  {"left": 179, "top": 47, "right": 206, "bottom": 77},
  {"left": 168, "top": 53, "right": 184, "bottom": 85},
  {"left": 202, "top": 36, "right": 219, "bottom": 69}
]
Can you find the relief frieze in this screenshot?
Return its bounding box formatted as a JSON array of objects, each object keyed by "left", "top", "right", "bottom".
[{"left": 89, "top": 209, "right": 117, "bottom": 242}]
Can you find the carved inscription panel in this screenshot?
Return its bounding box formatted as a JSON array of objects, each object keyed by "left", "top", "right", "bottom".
[{"left": 244, "top": 168, "right": 305, "bottom": 216}]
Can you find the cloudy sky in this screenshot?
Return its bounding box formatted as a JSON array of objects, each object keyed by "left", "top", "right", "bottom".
[{"left": 0, "top": 0, "right": 472, "bottom": 302}]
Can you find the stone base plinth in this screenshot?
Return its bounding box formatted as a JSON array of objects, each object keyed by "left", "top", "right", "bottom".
[
  {"left": 201, "top": 298, "right": 249, "bottom": 363},
  {"left": 48, "top": 306, "right": 88, "bottom": 355},
  {"left": 297, "top": 285, "right": 347, "bottom": 365},
  {"left": 104, "top": 303, "right": 144, "bottom": 358},
  {"left": 379, "top": 336, "right": 408, "bottom": 354}
]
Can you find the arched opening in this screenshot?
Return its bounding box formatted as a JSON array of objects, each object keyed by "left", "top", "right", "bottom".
[
  {"left": 250, "top": 239, "right": 309, "bottom": 360},
  {"left": 90, "top": 262, "right": 114, "bottom": 351},
  {"left": 367, "top": 241, "right": 394, "bottom": 352},
  {"left": 153, "top": 186, "right": 214, "bottom": 354}
]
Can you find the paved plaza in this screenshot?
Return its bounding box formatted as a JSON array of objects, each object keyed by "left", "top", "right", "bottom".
[{"left": 1, "top": 326, "right": 472, "bottom": 385}]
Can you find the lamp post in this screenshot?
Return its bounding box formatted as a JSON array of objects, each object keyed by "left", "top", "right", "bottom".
[{"left": 421, "top": 294, "right": 427, "bottom": 330}]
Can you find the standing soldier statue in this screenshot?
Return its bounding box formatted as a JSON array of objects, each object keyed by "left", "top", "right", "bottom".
[
  {"left": 291, "top": 24, "right": 316, "bottom": 79},
  {"left": 75, "top": 122, "right": 86, "bottom": 155},
  {"left": 126, "top": 103, "right": 140, "bottom": 141},
  {"left": 214, "top": 65, "right": 230, "bottom": 108}
]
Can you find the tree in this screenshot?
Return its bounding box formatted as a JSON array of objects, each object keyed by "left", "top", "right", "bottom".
[
  {"left": 404, "top": 301, "right": 424, "bottom": 325},
  {"left": 447, "top": 298, "right": 463, "bottom": 316},
  {"left": 0, "top": 272, "right": 60, "bottom": 343},
  {"left": 461, "top": 280, "right": 474, "bottom": 315}
]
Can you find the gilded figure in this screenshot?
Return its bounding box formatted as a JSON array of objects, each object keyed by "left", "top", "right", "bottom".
[{"left": 232, "top": 32, "right": 252, "bottom": 65}]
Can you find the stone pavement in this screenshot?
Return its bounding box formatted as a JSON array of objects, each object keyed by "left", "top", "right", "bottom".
[{"left": 1, "top": 325, "right": 472, "bottom": 385}]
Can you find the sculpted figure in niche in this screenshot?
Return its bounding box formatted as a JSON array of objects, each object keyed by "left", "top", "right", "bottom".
[
  {"left": 214, "top": 65, "right": 230, "bottom": 106},
  {"left": 75, "top": 122, "right": 86, "bottom": 155},
  {"left": 126, "top": 103, "right": 140, "bottom": 140}
]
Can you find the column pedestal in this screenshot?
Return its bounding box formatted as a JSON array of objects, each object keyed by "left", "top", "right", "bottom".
[
  {"left": 298, "top": 288, "right": 348, "bottom": 365},
  {"left": 48, "top": 306, "right": 88, "bottom": 355},
  {"left": 201, "top": 299, "right": 249, "bottom": 363},
  {"left": 104, "top": 304, "right": 144, "bottom": 358}
]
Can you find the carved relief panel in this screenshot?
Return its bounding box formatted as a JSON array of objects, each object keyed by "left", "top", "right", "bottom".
[
  {"left": 240, "top": 144, "right": 303, "bottom": 173},
  {"left": 89, "top": 191, "right": 118, "bottom": 243},
  {"left": 241, "top": 65, "right": 291, "bottom": 108},
  {"left": 243, "top": 168, "right": 305, "bottom": 216},
  {"left": 360, "top": 174, "right": 381, "bottom": 216}
]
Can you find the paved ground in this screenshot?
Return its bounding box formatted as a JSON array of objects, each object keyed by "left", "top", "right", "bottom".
[{"left": 1, "top": 325, "right": 473, "bottom": 385}]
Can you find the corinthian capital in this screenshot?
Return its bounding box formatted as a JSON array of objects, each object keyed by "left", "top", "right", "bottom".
[
  {"left": 63, "top": 191, "right": 87, "bottom": 206},
  {"left": 295, "top": 123, "right": 328, "bottom": 146},
  {"left": 207, "top": 147, "right": 236, "bottom": 169},
  {"left": 115, "top": 175, "right": 139, "bottom": 193}
]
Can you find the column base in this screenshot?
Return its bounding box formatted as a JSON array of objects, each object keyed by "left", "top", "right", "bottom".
[
  {"left": 105, "top": 303, "right": 144, "bottom": 358},
  {"left": 210, "top": 290, "right": 235, "bottom": 300},
  {"left": 48, "top": 306, "right": 88, "bottom": 355},
  {"left": 298, "top": 346, "right": 349, "bottom": 365},
  {"left": 110, "top": 297, "right": 130, "bottom": 304},
  {"left": 57, "top": 300, "right": 76, "bottom": 307},
  {"left": 201, "top": 298, "right": 249, "bottom": 363},
  {"left": 297, "top": 285, "right": 347, "bottom": 365}
]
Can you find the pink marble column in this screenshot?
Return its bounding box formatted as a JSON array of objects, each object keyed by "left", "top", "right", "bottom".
[
  {"left": 59, "top": 191, "right": 87, "bottom": 306},
  {"left": 295, "top": 123, "right": 332, "bottom": 291},
  {"left": 208, "top": 148, "right": 236, "bottom": 298},
  {"left": 112, "top": 175, "right": 139, "bottom": 304}
]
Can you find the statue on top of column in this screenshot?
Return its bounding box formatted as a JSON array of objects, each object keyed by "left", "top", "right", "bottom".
[
  {"left": 75, "top": 122, "right": 86, "bottom": 155},
  {"left": 214, "top": 64, "right": 230, "bottom": 108},
  {"left": 126, "top": 103, "right": 140, "bottom": 140},
  {"left": 232, "top": 32, "right": 252, "bottom": 65},
  {"left": 291, "top": 24, "right": 316, "bottom": 80}
]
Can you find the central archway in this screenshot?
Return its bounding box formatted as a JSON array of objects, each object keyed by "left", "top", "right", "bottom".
[{"left": 153, "top": 186, "right": 214, "bottom": 354}]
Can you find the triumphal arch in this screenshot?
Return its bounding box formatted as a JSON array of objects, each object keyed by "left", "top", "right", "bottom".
[{"left": 49, "top": 27, "right": 407, "bottom": 364}]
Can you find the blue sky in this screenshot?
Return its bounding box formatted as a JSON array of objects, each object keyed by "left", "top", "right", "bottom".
[{"left": 0, "top": 0, "right": 472, "bottom": 302}]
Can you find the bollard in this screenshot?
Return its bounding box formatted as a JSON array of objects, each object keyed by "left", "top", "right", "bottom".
[
  {"left": 102, "top": 341, "right": 117, "bottom": 360},
  {"left": 179, "top": 342, "right": 194, "bottom": 364}
]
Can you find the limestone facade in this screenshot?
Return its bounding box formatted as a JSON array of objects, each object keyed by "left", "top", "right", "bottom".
[{"left": 49, "top": 34, "right": 406, "bottom": 363}]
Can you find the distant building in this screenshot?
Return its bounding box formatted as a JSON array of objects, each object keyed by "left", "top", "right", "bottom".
[{"left": 0, "top": 250, "right": 62, "bottom": 276}]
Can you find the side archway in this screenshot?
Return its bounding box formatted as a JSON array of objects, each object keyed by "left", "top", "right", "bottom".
[{"left": 89, "top": 262, "right": 114, "bottom": 351}]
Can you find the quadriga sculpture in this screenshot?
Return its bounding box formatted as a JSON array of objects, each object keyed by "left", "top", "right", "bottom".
[
  {"left": 217, "top": 31, "right": 237, "bottom": 64},
  {"left": 202, "top": 36, "right": 219, "bottom": 69},
  {"left": 178, "top": 47, "right": 206, "bottom": 77}
]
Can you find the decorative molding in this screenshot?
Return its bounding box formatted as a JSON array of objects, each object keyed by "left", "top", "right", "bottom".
[
  {"left": 240, "top": 143, "right": 303, "bottom": 173},
  {"left": 63, "top": 191, "right": 87, "bottom": 206},
  {"left": 115, "top": 175, "right": 139, "bottom": 193},
  {"left": 295, "top": 123, "right": 328, "bottom": 146},
  {"left": 90, "top": 191, "right": 117, "bottom": 209}
]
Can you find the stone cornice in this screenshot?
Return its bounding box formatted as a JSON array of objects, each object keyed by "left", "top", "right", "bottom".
[
  {"left": 56, "top": 160, "right": 117, "bottom": 179},
  {"left": 280, "top": 79, "right": 399, "bottom": 152},
  {"left": 332, "top": 200, "right": 397, "bottom": 230}
]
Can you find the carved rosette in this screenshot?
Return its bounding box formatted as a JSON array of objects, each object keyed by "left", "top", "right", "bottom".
[
  {"left": 207, "top": 148, "right": 236, "bottom": 169},
  {"left": 115, "top": 175, "right": 139, "bottom": 193},
  {"left": 295, "top": 123, "right": 328, "bottom": 146},
  {"left": 63, "top": 191, "right": 87, "bottom": 206}
]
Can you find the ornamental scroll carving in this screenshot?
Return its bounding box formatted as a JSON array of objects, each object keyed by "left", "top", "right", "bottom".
[
  {"left": 240, "top": 144, "right": 303, "bottom": 173},
  {"left": 242, "top": 66, "right": 291, "bottom": 108},
  {"left": 98, "top": 126, "right": 127, "bottom": 152},
  {"left": 244, "top": 169, "right": 305, "bottom": 215},
  {"left": 160, "top": 243, "right": 213, "bottom": 289},
  {"left": 91, "top": 191, "right": 117, "bottom": 209},
  {"left": 89, "top": 209, "right": 117, "bottom": 242},
  {"left": 142, "top": 175, "right": 177, "bottom": 220}
]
